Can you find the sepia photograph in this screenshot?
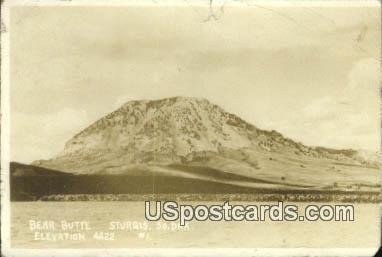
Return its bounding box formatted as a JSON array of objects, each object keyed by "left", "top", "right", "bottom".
[{"left": 1, "top": 0, "right": 381, "bottom": 256}]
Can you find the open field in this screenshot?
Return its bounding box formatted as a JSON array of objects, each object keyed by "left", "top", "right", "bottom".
[{"left": 10, "top": 201, "right": 381, "bottom": 248}]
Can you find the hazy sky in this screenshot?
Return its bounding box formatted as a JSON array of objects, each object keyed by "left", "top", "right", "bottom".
[{"left": 9, "top": 2, "right": 381, "bottom": 163}]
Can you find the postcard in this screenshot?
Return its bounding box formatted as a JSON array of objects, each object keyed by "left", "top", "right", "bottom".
[{"left": 1, "top": 0, "right": 381, "bottom": 256}]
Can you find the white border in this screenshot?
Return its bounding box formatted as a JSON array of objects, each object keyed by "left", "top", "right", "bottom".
[
  {"left": 1, "top": 248, "right": 381, "bottom": 257},
  {"left": 1, "top": 0, "right": 381, "bottom": 256},
  {"left": 1, "top": 0, "right": 12, "bottom": 254},
  {"left": 1, "top": 0, "right": 382, "bottom": 7}
]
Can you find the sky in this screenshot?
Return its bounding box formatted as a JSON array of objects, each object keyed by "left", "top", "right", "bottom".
[{"left": 9, "top": 2, "right": 381, "bottom": 163}]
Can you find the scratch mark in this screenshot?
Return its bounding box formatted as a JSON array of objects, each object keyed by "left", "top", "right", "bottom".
[
  {"left": 220, "top": 0, "right": 228, "bottom": 14},
  {"left": 204, "top": 0, "right": 219, "bottom": 22},
  {"left": 184, "top": 0, "right": 226, "bottom": 23},
  {"left": 356, "top": 25, "right": 368, "bottom": 43},
  {"left": 352, "top": 25, "right": 378, "bottom": 61},
  {"left": 245, "top": 1, "right": 310, "bottom": 31}
]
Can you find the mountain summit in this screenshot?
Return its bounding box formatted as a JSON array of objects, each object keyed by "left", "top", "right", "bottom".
[
  {"left": 62, "top": 96, "right": 259, "bottom": 157},
  {"left": 34, "top": 96, "right": 379, "bottom": 191}
]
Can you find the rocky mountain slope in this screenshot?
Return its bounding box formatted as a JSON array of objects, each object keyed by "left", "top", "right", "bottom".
[{"left": 33, "top": 96, "right": 380, "bottom": 192}]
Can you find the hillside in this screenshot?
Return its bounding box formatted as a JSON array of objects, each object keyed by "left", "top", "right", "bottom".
[
  {"left": 32, "top": 96, "right": 380, "bottom": 192},
  {"left": 10, "top": 162, "right": 73, "bottom": 177}
]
